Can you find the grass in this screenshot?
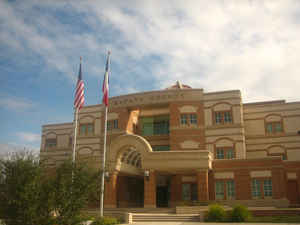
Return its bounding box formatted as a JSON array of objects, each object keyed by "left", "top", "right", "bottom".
[{"left": 249, "top": 215, "right": 300, "bottom": 223}]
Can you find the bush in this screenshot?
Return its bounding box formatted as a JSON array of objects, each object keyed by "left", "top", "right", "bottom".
[
  {"left": 91, "top": 217, "right": 119, "bottom": 225},
  {"left": 229, "top": 205, "right": 251, "bottom": 222},
  {"left": 204, "top": 204, "right": 226, "bottom": 222}
]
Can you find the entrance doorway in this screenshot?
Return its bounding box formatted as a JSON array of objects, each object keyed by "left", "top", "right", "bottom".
[
  {"left": 156, "top": 175, "right": 171, "bottom": 207},
  {"left": 117, "top": 175, "right": 144, "bottom": 208}
]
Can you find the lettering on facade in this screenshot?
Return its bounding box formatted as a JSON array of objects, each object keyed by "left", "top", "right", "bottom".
[{"left": 111, "top": 93, "right": 186, "bottom": 107}]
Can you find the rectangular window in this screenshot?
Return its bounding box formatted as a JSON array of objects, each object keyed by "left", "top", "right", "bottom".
[
  {"left": 266, "top": 122, "right": 283, "bottom": 134},
  {"left": 215, "top": 112, "right": 222, "bottom": 124},
  {"left": 226, "top": 149, "right": 234, "bottom": 159},
  {"left": 190, "top": 114, "right": 197, "bottom": 125},
  {"left": 180, "top": 114, "right": 188, "bottom": 125},
  {"left": 182, "top": 183, "right": 191, "bottom": 201},
  {"left": 224, "top": 111, "right": 232, "bottom": 123},
  {"left": 80, "top": 123, "right": 94, "bottom": 136},
  {"left": 107, "top": 120, "right": 118, "bottom": 131},
  {"left": 226, "top": 180, "right": 235, "bottom": 199},
  {"left": 45, "top": 138, "right": 57, "bottom": 148},
  {"left": 214, "top": 111, "right": 233, "bottom": 125},
  {"left": 263, "top": 179, "right": 272, "bottom": 197},
  {"left": 215, "top": 181, "right": 225, "bottom": 200},
  {"left": 141, "top": 116, "right": 169, "bottom": 136},
  {"left": 252, "top": 179, "right": 261, "bottom": 198},
  {"left": 80, "top": 124, "right": 86, "bottom": 135},
  {"left": 216, "top": 149, "right": 224, "bottom": 159}
]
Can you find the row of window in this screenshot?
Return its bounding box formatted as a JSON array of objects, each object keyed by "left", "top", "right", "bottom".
[{"left": 215, "top": 178, "right": 272, "bottom": 200}]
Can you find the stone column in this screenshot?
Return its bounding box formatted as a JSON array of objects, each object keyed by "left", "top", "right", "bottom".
[
  {"left": 197, "top": 170, "right": 209, "bottom": 201},
  {"left": 104, "top": 171, "right": 118, "bottom": 208},
  {"left": 144, "top": 170, "right": 156, "bottom": 208}
]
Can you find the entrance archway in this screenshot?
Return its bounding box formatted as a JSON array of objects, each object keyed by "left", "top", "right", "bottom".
[{"left": 106, "top": 134, "right": 152, "bottom": 208}]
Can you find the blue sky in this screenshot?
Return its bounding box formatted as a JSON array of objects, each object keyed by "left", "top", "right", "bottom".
[{"left": 1, "top": 0, "right": 300, "bottom": 154}]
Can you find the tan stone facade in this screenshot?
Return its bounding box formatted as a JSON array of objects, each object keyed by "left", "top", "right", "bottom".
[{"left": 40, "top": 84, "right": 300, "bottom": 208}]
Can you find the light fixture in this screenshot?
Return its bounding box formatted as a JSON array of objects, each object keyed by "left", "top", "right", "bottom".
[
  {"left": 105, "top": 171, "right": 110, "bottom": 182},
  {"left": 144, "top": 170, "right": 150, "bottom": 181}
]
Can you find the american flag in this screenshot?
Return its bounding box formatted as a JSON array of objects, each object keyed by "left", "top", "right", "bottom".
[
  {"left": 102, "top": 51, "right": 110, "bottom": 106},
  {"left": 74, "top": 58, "right": 84, "bottom": 109}
]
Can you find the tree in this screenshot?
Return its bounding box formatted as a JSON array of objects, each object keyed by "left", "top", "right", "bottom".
[
  {"left": 52, "top": 161, "right": 99, "bottom": 225},
  {"left": 0, "top": 151, "right": 54, "bottom": 225}
]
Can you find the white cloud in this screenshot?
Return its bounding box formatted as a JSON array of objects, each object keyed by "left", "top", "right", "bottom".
[
  {"left": 0, "top": 96, "right": 34, "bottom": 111},
  {"left": 17, "top": 132, "right": 40, "bottom": 143},
  {"left": 1, "top": 0, "right": 300, "bottom": 103}
]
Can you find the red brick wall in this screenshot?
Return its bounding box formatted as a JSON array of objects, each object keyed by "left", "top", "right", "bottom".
[
  {"left": 235, "top": 170, "right": 251, "bottom": 200},
  {"left": 197, "top": 171, "right": 209, "bottom": 201},
  {"left": 144, "top": 171, "right": 156, "bottom": 207}
]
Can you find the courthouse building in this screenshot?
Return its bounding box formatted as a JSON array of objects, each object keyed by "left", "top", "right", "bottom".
[{"left": 40, "top": 82, "right": 300, "bottom": 208}]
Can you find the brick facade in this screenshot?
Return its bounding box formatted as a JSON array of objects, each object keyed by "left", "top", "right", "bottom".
[{"left": 40, "top": 84, "right": 300, "bottom": 208}]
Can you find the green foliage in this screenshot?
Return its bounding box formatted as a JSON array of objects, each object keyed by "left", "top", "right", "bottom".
[
  {"left": 0, "top": 151, "right": 54, "bottom": 225},
  {"left": 228, "top": 205, "right": 251, "bottom": 222},
  {"left": 52, "top": 160, "right": 99, "bottom": 225},
  {"left": 204, "top": 204, "right": 226, "bottom": 222},
  {"left": 0, "top": 151, "right": 100, "bottom": 225},
  {"left": 91, "top": 217, "right": 119, "bottom": 225}
]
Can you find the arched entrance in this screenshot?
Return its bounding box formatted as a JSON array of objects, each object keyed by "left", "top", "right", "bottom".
[{"left": 105, "top": 134, "right": 152, "bottom": 208}]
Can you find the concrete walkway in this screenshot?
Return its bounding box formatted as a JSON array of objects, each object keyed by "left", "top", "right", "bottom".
[{"left": 121, "top": 223, "right": 300, "bottom": 225}]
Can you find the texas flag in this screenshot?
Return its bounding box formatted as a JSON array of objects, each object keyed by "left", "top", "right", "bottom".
[{"left": 102, "top": 51, "right": 110, "bottom": 106}]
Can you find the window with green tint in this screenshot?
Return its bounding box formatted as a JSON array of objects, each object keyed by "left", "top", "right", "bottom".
[
  {"left": 252, "top": 179, "right": 261, "bottom": 198},
  {"left": 141, "top": 116, "right": 169, "bottom": 136},
  {"left": 215, "top": 181, "right": 224, "bottom": 200},
  {"left": 226, "top": 149, "right": 234, "bottom": 159},
  {"left": 266, "top": 123, "right": 273, "bottom": 133},
  {"left": 190, "top": 114, "right": 197, "bottom": 124},
  {"left": 216, "top": 149, "right": 224, "bottom": 159},
  {"left": 275, "top": 123, "right": 282, "bottom": 132},
  {"left": 87, "top": 124, "right": 94, "bottom": 134},
  {"left": 80, "top": 124, "right": 86, "bottom": 135},
  {"left": 263, "top": 179, "right": 272, "bottom": 197},
  {"left": 152, "top": 145, "right": 170, "bottom": 151},
  {"left": 180, "top": 114, "right": 188, "bottom": 125},
  {"left": 226, "top": 180, "right": 235, "bottom": 199}
]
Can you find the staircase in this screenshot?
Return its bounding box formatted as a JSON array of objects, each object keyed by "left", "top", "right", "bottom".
[{"left": 132, "top": 213, "right": 200, "bottom": 222}]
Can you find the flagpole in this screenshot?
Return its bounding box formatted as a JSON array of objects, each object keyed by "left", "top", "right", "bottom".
[
  {"left": 72, "top": 107, "right": 79, "bottom": 163},
  {"left": 100, "top": 105, "right": 108, "bottom": 217},
  {"left": 100, "top": 51, "right": 110, "bottom": 217}
]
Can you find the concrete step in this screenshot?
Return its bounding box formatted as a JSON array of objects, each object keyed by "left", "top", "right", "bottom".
[{"left": 132, "top": 213, "right": 200, "bottom": 222}]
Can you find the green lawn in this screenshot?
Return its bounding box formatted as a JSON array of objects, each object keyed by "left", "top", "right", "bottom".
[{"left": 249, "top": 215, "right": 300, "bottom": 223}]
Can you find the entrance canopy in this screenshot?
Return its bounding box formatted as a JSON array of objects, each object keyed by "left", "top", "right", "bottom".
[{"left": 108, "top": 134, "right": 212, "bottom": 174}]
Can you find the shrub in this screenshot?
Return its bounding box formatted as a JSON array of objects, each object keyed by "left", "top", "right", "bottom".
[
  {"left": 91, "top": 217, "right": 119, "bottom": 225},
  {"left": 229, "top": 205, "right": 251, "bottom": 222},
  {"left": 204, "top": 204, "right": 226, "bottom": 222}
]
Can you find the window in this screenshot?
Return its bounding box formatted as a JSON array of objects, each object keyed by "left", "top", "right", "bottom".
[
  {"left": 180, "top": 114, "right": 188, "bottom": 125},
  {"left": 45, "top": 138, "right": 57, "bottom": 148},
  {"left": 215, "top": 180, "right": 235, "bottom": 200},
  {"left": 215, "top": 181, "right": 225, "bottom": 200},
  {"left": 180, "top": 114, "right": 197, "bottom": 126},
  {"left": 263, "top": 179, "right": 272, "bottom": 197},
  {"left": 227, "top": 180, "right": 235, "bottom": 199},
  {"left": 141, "top": 116, "right": 169, "bottom": 136},
  {"left": 79, "top": 123, "right": 94, "bottom": 136},
  {"left": 266, "top": 122, "right": 283, "bottom": 134},
  {"left": 252, "top": 178, "right": 272, "bottom": 199},
  {"left": 214, "top": 111, "right": 232, "bottom": 125},
  {"left": 252, "top": 179, "right": 261, "bottom": 198},
  {"left": 182, "top": 183, "right": 197, "bottom": 201},
  {"left": 152, "top": 145, "right": 170, "bottom": 151},
  {"left": 215, "top": 148, "right": 235, "bottom": 159},
  {"left": 107, "top": 119, "right": 118, "bottom": 130}
]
